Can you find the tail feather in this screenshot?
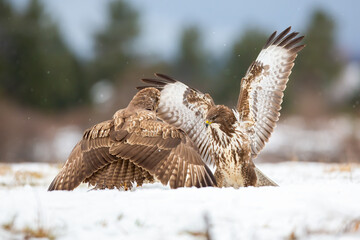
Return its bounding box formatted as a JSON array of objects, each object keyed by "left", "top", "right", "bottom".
[{"left": 255, "top": 166, "right": 278, "bottom": 187}]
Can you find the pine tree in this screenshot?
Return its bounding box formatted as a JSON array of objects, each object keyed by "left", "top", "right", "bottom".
[
  {"left": 294, "top": 10, "right": 342, "bottom": 89},
  {"left": 216, "top": 29, "right": 267, "bottom": 105},
  {"left": 90, "top": 0, "right": 139, "bottom": 84},
  {"left": 286, "top": 9, "right": 344, "bottom": 114},
  {"left": 173, "top": 26, "right": 212, "bottom": 89},
  {"left": 0, "top": 0, "right": 88, "bottom": 110},
  {"left": 0, "top": 0, "right": 18, "bottom": 97}
]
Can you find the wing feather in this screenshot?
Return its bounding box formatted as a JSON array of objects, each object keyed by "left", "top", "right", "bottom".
[
  {"left": 110, "top": 118, "right": 216, "bottom": 188},
  {"left": 48, "top": 120, "right": 119, "bottom": 191},
  {"left": 49, "top": 89, "right": 216, "bottom": 191},
  {"left": 237, "top": 27, "right": 305, "bottom": 158},
  {"left": 85, "top": 159, "right": 154, "bottom": 189},
  {"left": 139, "top": 74, "right": 216, "bottom": 165}
]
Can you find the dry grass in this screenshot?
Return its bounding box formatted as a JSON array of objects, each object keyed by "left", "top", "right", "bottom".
[
  {"left": 22, "top": 226, "right": 56, "bottom": 240},
  {"left": 2, "top": 216, "right": 16, "bottom": 231},
  {"left": 353, "top": 221, "right": 360, "bottom": 232},
  {"left": 324, "top": 163, "right": 358, "bottom": 173},
  {"left": 303, "top": 218, "right": 360, "bottom": 238},
  {"left": 0, "top": 164, "right": 12, "bottom": 176},
  {"left": 97, "top": 220, "right": 108, "bottom": 228},
  {"left": 344, "top": 219, "right": 360, "bottom": 233},
  {"left": 117, "top": 214, "right": 124, "bottom": 221},
  {"left": 51, "top": 163, "right": 64, "bottom": 170},
  {"left": 14, "top": 170, "right": 44, "bottom": 180},
  {"left": 288, "top": 231, "right": 297, "bottom": 240},
  {"left": 183, "top": 230, "right": 209, "bottom": 239},
  {"left": 0, "top": 167, "right": 46, "bottom": 187},
  {"left": 2, "top": 215, "right": 56, "bottom": 240},
  {"left": 181, "top": 214, "right": 212, "bottom": 240},
  {"left": 12, "top": 170, "right": 44, "bottom": 186}
]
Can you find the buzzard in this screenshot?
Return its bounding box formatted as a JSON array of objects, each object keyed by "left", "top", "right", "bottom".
[
  {"left": 48, "top": 88, "right": 216, "bottom": 191},
  {"left": 139, "top": 27, "right": 305, "bottom": 188}
]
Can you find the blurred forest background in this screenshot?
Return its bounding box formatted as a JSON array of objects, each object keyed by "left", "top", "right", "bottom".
[{"left": 0, "top": 0, "right": 359, "bottom": 163}]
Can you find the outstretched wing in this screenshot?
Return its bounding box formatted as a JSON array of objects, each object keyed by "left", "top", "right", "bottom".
[
  {"left": 138, "top": 73, "right": 215, "bottom": 165},
  {"left": 109, "top": 114, "right": 216, "bottom": 188},
  {"left": 48, "top": 120, "right": 126, "bottom": 190},
  {"left": 48, "top": 111, "right": 216, "bottom": 191},
  {"left": 237, "top": 27, "right": 305, "bottom": 158}
]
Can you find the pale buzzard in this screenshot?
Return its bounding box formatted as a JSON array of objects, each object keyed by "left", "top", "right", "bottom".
[
  {"left": 139, "top": 27, "right": 305, "bottom": 187},
  {"left": 48, "top": 88, "right": 216, "bottom": 190}
]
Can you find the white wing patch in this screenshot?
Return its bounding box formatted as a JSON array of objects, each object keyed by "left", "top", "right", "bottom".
[
  {"left": 237, "top": 27, "right": 305, "bottom": 158},
  {"left": 140, "top": 75, "right": 215, "bottom": 165}
]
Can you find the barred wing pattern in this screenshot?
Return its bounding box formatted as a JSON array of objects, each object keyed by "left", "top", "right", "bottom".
[
  {"left": 109, "top": 116, "right": 216, "bottom": 188},
  {"left": 139, "top": 74, "right": 216, "bottom": 165},
  {"left": 237, "top": 27, "right": 305, "bottom": 158},
  {"left": 48, "top": 107, "right": 216, "bottom": 191},
  {"left": 85, "top": 159, "right": 154, "bottom": 190},
  {"left": 48, "top": 120, "right": 126, "bottom": 190}
]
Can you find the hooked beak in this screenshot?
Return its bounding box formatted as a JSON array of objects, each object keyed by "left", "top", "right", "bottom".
[{"left": 205, "top": 120, "right": 212, "bottom": 128}]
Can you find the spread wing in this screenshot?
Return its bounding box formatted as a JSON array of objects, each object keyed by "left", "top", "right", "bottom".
[
  {"left": 237, "top": 27, "right": 305, "bottom": 158},
  {"left": 48, "top": 111, "right": 216, "bottom": 191},
  {"left": 138, "top": 73, "right": 215, "bottom": 165},
  {"left": 48, "top": 119, "right": 146, "bottom": 190},
  {"left": 109, "top": 114, "right": 216, "bottom": 188}
]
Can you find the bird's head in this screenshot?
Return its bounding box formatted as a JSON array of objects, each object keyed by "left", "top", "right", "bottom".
[
  {"left": 205, "top": 105, "right": 236, "bottom": 136},
  {"left": 129, "top": 87, "right": 161, "bottom": 111}
]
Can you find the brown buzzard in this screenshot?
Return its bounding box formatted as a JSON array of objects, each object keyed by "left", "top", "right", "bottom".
[
  {"left": 139, "top": 27, "right": 305, "bottom": 188},
  {"left": 48, "top": 88, "right": 216, "bottom": 191}
]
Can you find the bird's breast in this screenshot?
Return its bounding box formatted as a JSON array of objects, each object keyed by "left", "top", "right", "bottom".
[{"left": 210, "top": 125, "right": 251, "bottom": 166}]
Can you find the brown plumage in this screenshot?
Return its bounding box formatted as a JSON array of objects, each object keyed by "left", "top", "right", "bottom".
[
  {"left": 48, "top": 88, "right": 216, "bottom": 191},
  {"left": 237, "top": 27, "right": 305, "bottom": 158},
  {"left": 138, "top": 27, "right": 305, "bottom": 188}
]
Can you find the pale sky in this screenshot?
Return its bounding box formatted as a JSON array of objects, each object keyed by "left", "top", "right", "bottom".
[{"left": 11, "top": 0, "right": 360, "bottom": 60}]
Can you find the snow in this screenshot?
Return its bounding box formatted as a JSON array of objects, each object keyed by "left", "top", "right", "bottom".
[
  {"left": 261, "top": 117, "right": 360, "bottom": 162},
  {"left": 1, "top": 162, "right": 360, "bottom": 240}
]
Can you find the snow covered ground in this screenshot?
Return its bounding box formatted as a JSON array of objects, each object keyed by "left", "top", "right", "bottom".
[{"left": 1, "top": 162, "right": 360, "bottom": 240}]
